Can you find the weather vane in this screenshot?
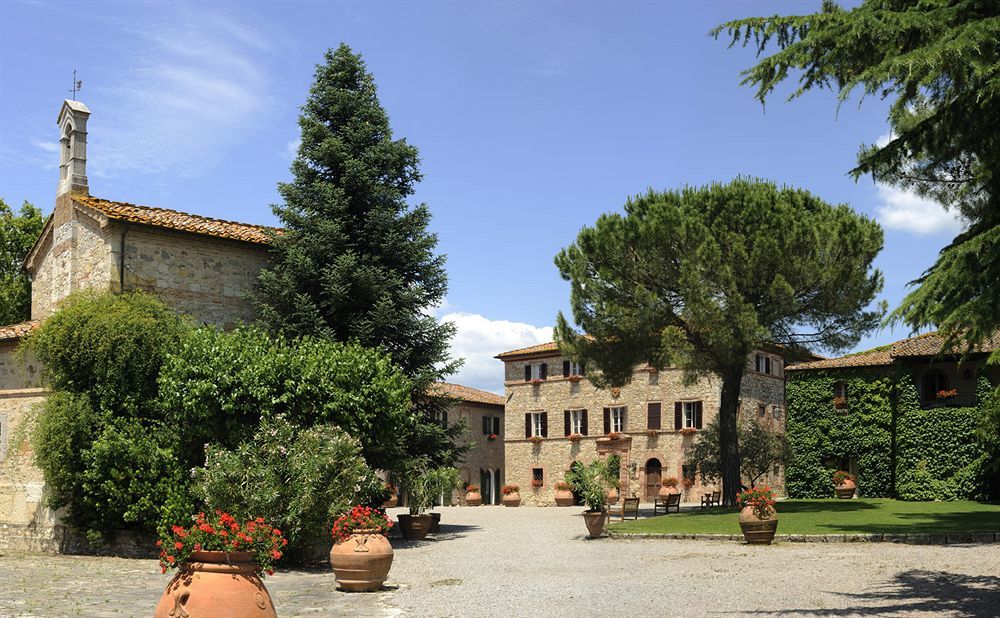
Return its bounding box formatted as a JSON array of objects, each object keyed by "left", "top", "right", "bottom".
[{"left": 69, "top": 70, "right": 82, "bottom": 100}]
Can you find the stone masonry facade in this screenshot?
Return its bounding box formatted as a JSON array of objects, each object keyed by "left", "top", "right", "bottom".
[{"left": 498, "top": 343, "right": 787, "bottom": 506}]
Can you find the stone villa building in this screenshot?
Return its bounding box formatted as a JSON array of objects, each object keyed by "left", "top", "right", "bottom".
[
  {"left": 0, "top": 100, "right": 503, "bottom": 551},
  {"left": 496, "top": 341, "right": 793, "bottom": 506}
]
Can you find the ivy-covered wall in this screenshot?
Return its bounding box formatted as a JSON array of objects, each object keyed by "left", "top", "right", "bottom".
[{"left": 786, "top": 366, "right": 994, "bottom": 501}]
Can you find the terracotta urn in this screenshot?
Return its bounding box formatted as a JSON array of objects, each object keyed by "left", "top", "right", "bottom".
[
  {"left": 154, "top": 551, "right": 277, "bottom": 618},
  {"left": 834, "top": 479, "right": 856, "bottom": 499},
  {"left": 466, "top": 491, "right": 482, "bottom": 506},
  {"left": 502, "top": 491, "right": 521, "bottom": 507},
  {"left": 658, "top": 485, "right": 680, "bottom": 499},
  {"left": 582, "top": 510, "right": 607, "bottom": 538},
  {"left": 738, "top": 506, "right": 779, "bottom": 545},
  {"left": 329, "top": 531, "right": 394, "bottom": 592},
  {"left": 554, "top": 489, "right": 575, "bottom": 506},
  {"left": 397, "top": 514, "right": 433, "bottom": 540},
  {"left": 606, "top": 487, "right": 620, "bottom": 505}
]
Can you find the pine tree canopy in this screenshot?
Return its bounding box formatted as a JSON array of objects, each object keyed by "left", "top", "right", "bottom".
[
  {"left": 714, "top": 0, "right": 1000, "bottom": 356},
  {"left": 0, "top": 198, "right": 44, "bottom": 325},
  {"left": 554, "top": 178, "right": 885, "bottom": 504},
  {"left": 253, "top": 44, "right": 455, "bottom": 385}
]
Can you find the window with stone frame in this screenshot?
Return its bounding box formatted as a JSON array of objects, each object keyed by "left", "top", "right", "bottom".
[
  {"left": 757, "top": 403, "right": 767, "bottom": 419},
  {"left": 755, "top": 353, "right": 773, "bottom": 375},
  {"left": 674, "top": 401, "right": 703, "bottom": 430},
  {"left": 609, "top": 406, "right": 626, "bottom": 433},
  {"left": 571, "top": 409, "right": 586, "bottom": 435},
  {"left": 482, "top": 415, "right": 501, "bottom": 435},
  {"left": 531, "top": 412, "right": 547, "bottom": 437},
  {"left": 562, "top": 360, "right": 584, "bottom": 377}
]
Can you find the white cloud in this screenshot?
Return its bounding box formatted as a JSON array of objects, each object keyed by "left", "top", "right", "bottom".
[
  {"left": 31, "top": 139, "right": 59, "bottom": 153},
  {"left": 874, "top": 183, "right": 965, "bottom": 236},
  {"left": 89, "top": 13, "right": 276, "bottom": 178},
  {"left": 282, "top": 138, "right": 300, "bottom": 160},
  {"left": 440, "top": 312, "right": 553, "bottom": 394}
]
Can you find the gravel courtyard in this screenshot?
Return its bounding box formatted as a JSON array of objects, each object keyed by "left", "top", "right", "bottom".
[{"left": 2, "top": 505, "right": 998, "bottom": 617}]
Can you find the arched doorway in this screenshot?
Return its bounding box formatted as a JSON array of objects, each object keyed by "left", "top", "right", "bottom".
[{"left": 644, "top": 458, "right": 662, "bottom": 501}]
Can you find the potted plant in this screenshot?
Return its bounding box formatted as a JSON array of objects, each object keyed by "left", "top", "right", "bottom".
[
  {"left": 397, "top": 462, "right": 435, "bottom": 540},
  {"left": 554, "top": 480, "right": 575, "bottom": 506},
  {"left": 568, "top": 433, "right": 583, "bottom": 442},
  {"left": 487, "top": 433, "right": 498, "bottom": 441},
  {"left": 736, "top": 486, "right": 778, "bottom": 544},
  {"left": 832, "top": 396, "right": 848, "bottom": 410},
  {"left": 680, "top": 427, "right": 697, "bottom": 436},
  {"left": 832, "top": 470, "right": 856, "bottom": 499},
  {"left": 502, "top": 483, "right": 521, "bottom": 507},
  {"left": 329, "top": 505, "right": 394, "bottom": 592},
  {"left": 382, "top": 482, "right": 398, "bottom": 508},
  {"left": 426, "top": 467, "right": 461, "bottom": 532},
  {"left": 465, "top": 483, "right": 482, "bottom": 506},
  {"left": 153, "top": 511, "right": 285, "bottom": 618},
  {"left": 936, "top": 388, "right": 958, "bottom": 400},
  {"left": 567, "top": 459, "right": 611, "bottom": 538},
  {"left": 658, "top": 476, "right": 680, "bottom": 499},
  {"left": 605, "top": 453, "right": 621, "bottom": 505}
]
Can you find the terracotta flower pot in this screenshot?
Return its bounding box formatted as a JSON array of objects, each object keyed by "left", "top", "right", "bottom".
[
  {"left": 554, "top": 489, "right": 575, "bottom": 506},
  {"left": 154, "top": 551, "right": 276, "bottom": 618},
  {"left": 382, "top": 494, "right": 398, "bottom": 508},
  {"left": 466, "top": 491, "right": 482, "bottom": 506},
  {"left": 834, "top": 479, "right": 856, "bottom": 499},
  {"left": 430, "top": 512, "right": 442, "bottom": 532},
  {"left": 658, "top": 486, "right": 679, "bottom": 499},
  {"left": 606, "top": 488, "right": 619, "bottom": 505},
  {"left": 502, "top": 492, "right": 521, "bottom": 507},
  {"left": 397, "top": 514, "right": 433, "bottom": 540},
  {"left": 738, "top": 506, "right": 779, "bottom": 545},
  {"left": 582, "top": 510, "right": 607, "bottom": 538},
  {"left": 329, "top": 531, "right": 394, "bottom": 592}
]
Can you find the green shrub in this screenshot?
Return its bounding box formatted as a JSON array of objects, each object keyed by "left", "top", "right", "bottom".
[
  {"left": 192, "top": 415, "right": 380, "bottom": 560},
  {"left": 567, "top": 459, "right": 612, "bottom": 512},
  {"left": 158, "top": 326, "right": 415, "bottom": 471}
]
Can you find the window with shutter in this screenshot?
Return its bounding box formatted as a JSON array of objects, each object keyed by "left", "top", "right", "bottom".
[
  {"left": 563, "top": 360, "right": 570, "bottom": 377},
  {"left": 603, "top": 407, "right": 611, "bottom": 434},
  {"left": 674, "top": 402, "right": 682, "bottom": 430},
  {"left": 541, "top": 412, "right": 548, "bottom": 437},
  {"left": 609, "top": 407, "right": 625, "bottom": 432},
  {"left": 524, "top": 413, "right": 531, "bottom": 438},
  {"left": 647, "top": 402, "right": 661, "bottom": 430},
  {"left": 493, "top": 416, "right": 501, "bottom": 435},
  {"left": 483, "top": 416, "right": 489, "bottom": 435},
  {"left": 580, "top": 409, "right": 588, "bottom": 435},
  {"left": 694, "top": 401, "right": 703, "bottom": 429},
  {"left": 564, "top": 410, "right": 571, "bottom": 436},
  {"left": 540, "top": 363, "right": 548, "bottom": 380}
]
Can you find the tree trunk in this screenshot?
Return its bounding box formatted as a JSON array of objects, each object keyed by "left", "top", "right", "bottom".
[{"left": 718, "top": 366, "right": 744, "bottom": 507}]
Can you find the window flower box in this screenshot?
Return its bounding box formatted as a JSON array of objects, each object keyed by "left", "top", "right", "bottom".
[
  {"left": 936, "top": 389, "right": 958, "bottom": 400},
  {"left": 531, "top": 479, "right": 544, "bottom": 489},
  {"left": 606, "top": 431, "right": 622, "bottom": 440},
  {"left": 529, "top": 435, "right": 543, "bottom": 444},
  {"left": 833, "top": 396, "right": 848, "bottom": 410},
  {"left": 646, "top": 429, "right": 659, "bottom": 438},
  {"left": 568, "top": 433, "right": 583, "bottom": 442},
  {"left": 567, "top": 375, "right": 583, "bottom": 382},
  {"left": 530, "top": 378, "right": 544, "bottom": 385},
  {"left": 679, "top": 427, "right": 697, "bottom": 436},
  {"left": 487, "top": 433, "right": 498, "bottom": 441}
]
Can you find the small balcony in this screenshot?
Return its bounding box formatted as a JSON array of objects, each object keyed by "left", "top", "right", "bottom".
[{"left": 920, "top": 390, "right": 977, "bottom": 409}]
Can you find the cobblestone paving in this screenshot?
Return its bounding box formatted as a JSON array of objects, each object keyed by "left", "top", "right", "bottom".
[{"left": 2, "top": 506, "right": 998, "bottom": 617}]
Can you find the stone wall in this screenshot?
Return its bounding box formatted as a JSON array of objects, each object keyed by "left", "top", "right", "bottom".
[
  {"left": 449, "top": 402, "right": 505, "bottom": 505},
  {"left": 502, "top": 350, "right": 787, "bottom": 505},
  {"left": 121, "top": 226, "right": 270, "bottom": 329}
]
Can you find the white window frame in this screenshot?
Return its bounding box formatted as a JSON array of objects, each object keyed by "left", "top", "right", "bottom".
[
  {"left": 772, "top": 406, "right": 783, "bottom": 420},
  {"left": 532, "top": 412, "right": 545, "bottom": 437},
  {"left": 683, "top": 402, "right": 698, "bottom": 428},
  {"left": 610, "top": 406, "right": 625, "bottom": 433},
  {"left": 569, "top": 361, "right": 583, "bottom": 376},
  {"left": 571, "top": 409, "right": 585, "bottom": 434}
]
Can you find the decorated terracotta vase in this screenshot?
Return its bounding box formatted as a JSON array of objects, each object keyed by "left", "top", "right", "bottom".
[
  {"left": 154, "top": 551, "right": 277, "bottom": 618},
  {"left": 834, "top": 479, "right": 857, "bottom": 499},
  {"left": 466, "top": 491, "right": 482, "bottom": 506},
  {"left": 606, "top": 488, "right": 620, "bottom": 505},
  {"left": 738, "top": 506, "right": 779, "bottom": 545},
  {"left": 502, "top": 491, "right": 521, "bottom": 507},
  {"left": 583, "top": 510, "right": 607, "bottom": 538},
  {"left": 658, "top": 485, "right": 679, "bottom": 499},
  {"left": 329, "top": 530, "right": 394, "bottom": 592},
  {"left": 554, "top": 489, "right": 575, "bottom": 506}
]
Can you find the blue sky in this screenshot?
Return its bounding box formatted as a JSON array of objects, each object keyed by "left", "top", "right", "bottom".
[{"left": 0, "top": 1, "right": 964, "bottom": 392}]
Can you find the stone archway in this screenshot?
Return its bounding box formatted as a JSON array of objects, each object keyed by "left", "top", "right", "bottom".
[{"left": 643, "top": 458, "right": 663, "bottom": 502}]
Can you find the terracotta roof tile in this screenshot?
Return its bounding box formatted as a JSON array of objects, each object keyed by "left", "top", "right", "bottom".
[
  {"left": 77, "top": 196, "right": 275, "bottom": 245},
  {"left": 495, "top": 342, "right": 561, "bottom": 359},
  {"left": 428, "top": 382, "right": 505, "bottom": 406},
  {"left": 0, "top": 321, "right": 39, "bottom": 341},
  {"left": 788, "top": 330, "right": 1000, "bottom": 371}
]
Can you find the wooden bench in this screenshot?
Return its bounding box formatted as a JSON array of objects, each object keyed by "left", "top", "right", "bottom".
[
  {"left": 653, "top": 492, "right": 681, "bottom": 515},
  {"left": 700, "top": 490, "right": 721, "bottom": 508},
  {"left": 608, "top": 496, "right": 641, "bottom": 522}
]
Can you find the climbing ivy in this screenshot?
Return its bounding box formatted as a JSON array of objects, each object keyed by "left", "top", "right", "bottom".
[{"left": 786, "top": 369, "right": 994, "bottom": 501}]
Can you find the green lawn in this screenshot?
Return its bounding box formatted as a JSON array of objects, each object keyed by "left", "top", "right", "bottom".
[{"left": 609, "top": 499, "right": 1000, "bottom": 536}]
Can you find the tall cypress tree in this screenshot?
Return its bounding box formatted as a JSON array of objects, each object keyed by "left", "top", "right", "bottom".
[{"left": 253, "top": 45, "right": 464, "bottom": 468}]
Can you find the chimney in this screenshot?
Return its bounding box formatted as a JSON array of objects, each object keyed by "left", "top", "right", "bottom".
[{"left": 56, "top": 99, "right": 90, "bottom": 197}]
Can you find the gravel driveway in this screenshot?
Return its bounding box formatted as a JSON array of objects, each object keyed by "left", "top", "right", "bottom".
[{"left": 1, "top": 505, "right": 997, "bottom": 617}]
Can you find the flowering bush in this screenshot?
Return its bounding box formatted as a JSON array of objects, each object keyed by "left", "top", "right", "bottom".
[
  {"left": 331, "top": 505, "right": 393, "bottom": 543},
  {"left": 157, "top": 511, "right": 287, "bottom": 576},
  {"left": 555, "top": 481, "right": 571, "bottom": 491},
  {"left": 937, "top": 389, "right": 958, "bottom": 399},
  {"left": 487, "top": 433, "right": 498, "bottom": 441},
  {"left": 661, "top": 477, "right": 679, "bottom": 488},
  {"left": 466, "top": 484, "right": 480, "bottom": 493},
  {"left": 832, "top": 470, "right": 856, "bottom": 486},
  {"left": 736, "top": 486, "right": 776, "bottom": 520},
  {"left": 503, "top": 484, "right": 520, "bottom": 495}
]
